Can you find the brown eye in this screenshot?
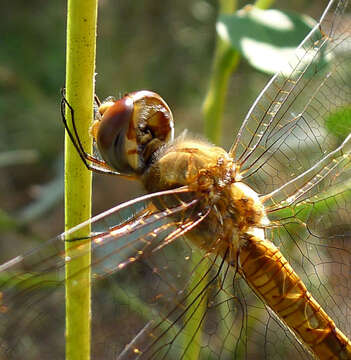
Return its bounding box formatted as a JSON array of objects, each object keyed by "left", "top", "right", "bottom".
[{"left": 95, "top": 90, "right": 174, "bottom": 175}]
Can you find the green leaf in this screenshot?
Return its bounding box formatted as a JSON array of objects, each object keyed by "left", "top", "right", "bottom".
[
  {"left": 325, "top": 106, "right": 351, "bottom": 139},
  {"left": 217, "top": 6, "right": 328, "bottom": 75}
]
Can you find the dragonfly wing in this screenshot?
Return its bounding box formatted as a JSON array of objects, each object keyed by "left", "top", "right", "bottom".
[
  {"left": 0, "top": 187, "right": 205, "bottom": 359},
  {"left": 230, "top": 0, "right": 351, "bottom": 202},
  {"left": 259, "top": 181, "right": 351, "bottom": 360},
  {"left": 111, "top": 246, "right": 317, "bottom": 360}
]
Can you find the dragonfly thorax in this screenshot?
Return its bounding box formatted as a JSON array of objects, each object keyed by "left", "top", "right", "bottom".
[
  {"left": 142, "top": 136, "right": 268, "bottom": 259},
  {"left": 142, "top": 136, "right": 235, "bottom": 192}
]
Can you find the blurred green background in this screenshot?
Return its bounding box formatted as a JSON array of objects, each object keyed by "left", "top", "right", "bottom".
[{"left": 0, "top": 0, "right": 329, "bottom": 258}]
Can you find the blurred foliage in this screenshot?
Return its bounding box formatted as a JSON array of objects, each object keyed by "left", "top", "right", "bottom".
[
  {"left": 326, "top": 106, "right": 351, "bottom": 140},
  {"left": 218, "top": 7, "right": 318, "bottom": 75}
]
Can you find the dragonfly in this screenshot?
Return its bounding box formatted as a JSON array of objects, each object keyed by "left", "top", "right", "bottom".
[{"left": 1, "top": 0, "right": 351, "bottom": 359}]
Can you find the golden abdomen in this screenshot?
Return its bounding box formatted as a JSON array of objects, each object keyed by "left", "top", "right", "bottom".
[{"left": 240, "top": 234, "right": 351, "bottom": 360}]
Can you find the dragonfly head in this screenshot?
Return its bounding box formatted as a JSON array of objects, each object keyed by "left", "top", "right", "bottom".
[{"left": 92, "top": 90, "right": 174, "bottom": 176}]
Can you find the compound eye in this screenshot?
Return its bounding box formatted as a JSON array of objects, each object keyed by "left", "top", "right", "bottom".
[{"left": 94, "top": 90, "right": 174, "bottom": 175}]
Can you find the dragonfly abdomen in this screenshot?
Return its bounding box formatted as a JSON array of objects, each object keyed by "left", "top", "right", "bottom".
[{"left": 239, "top": 234, "right": 351, "bottom": 360}]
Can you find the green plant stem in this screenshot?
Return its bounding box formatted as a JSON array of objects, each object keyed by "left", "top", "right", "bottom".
[
  {"left": 64, "top": 0, "right": 98, "bottom": 359},
  {"left": 203, "top": 0, "right": 238, "bottom": 145},
  {"left": 181, "top": 251, "right": 208, "bottom": 360},
  {"left": 203, "top": 0, "right": 275, "bottom": 145},
  {"left": 254, "top": 0, "right": 275, "bottom": 9}
]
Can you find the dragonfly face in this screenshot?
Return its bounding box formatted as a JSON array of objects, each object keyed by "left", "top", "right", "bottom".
[
  {"left": 1, "top": 1, "right": 351, "bottom": 359},
  {"left": 92, "top": 90, "right": 174, "bottom": 175}
]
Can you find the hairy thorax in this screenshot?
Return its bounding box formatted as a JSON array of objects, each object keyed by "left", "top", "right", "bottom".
[{"left": 142, "top": 136, "right": 268, "bottom": 261}]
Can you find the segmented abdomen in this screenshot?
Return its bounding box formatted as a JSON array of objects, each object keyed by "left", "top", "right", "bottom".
[{"left": 239, "top": 234, "right": 351, "bottom": 360}]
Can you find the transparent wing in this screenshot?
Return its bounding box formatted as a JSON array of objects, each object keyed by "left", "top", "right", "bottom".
[
  {"left": 230, "top": 0, "right": 351, "bottom": 205},
  {"left": 0, "top": 187, "right": 208, "bottom": 359}
]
